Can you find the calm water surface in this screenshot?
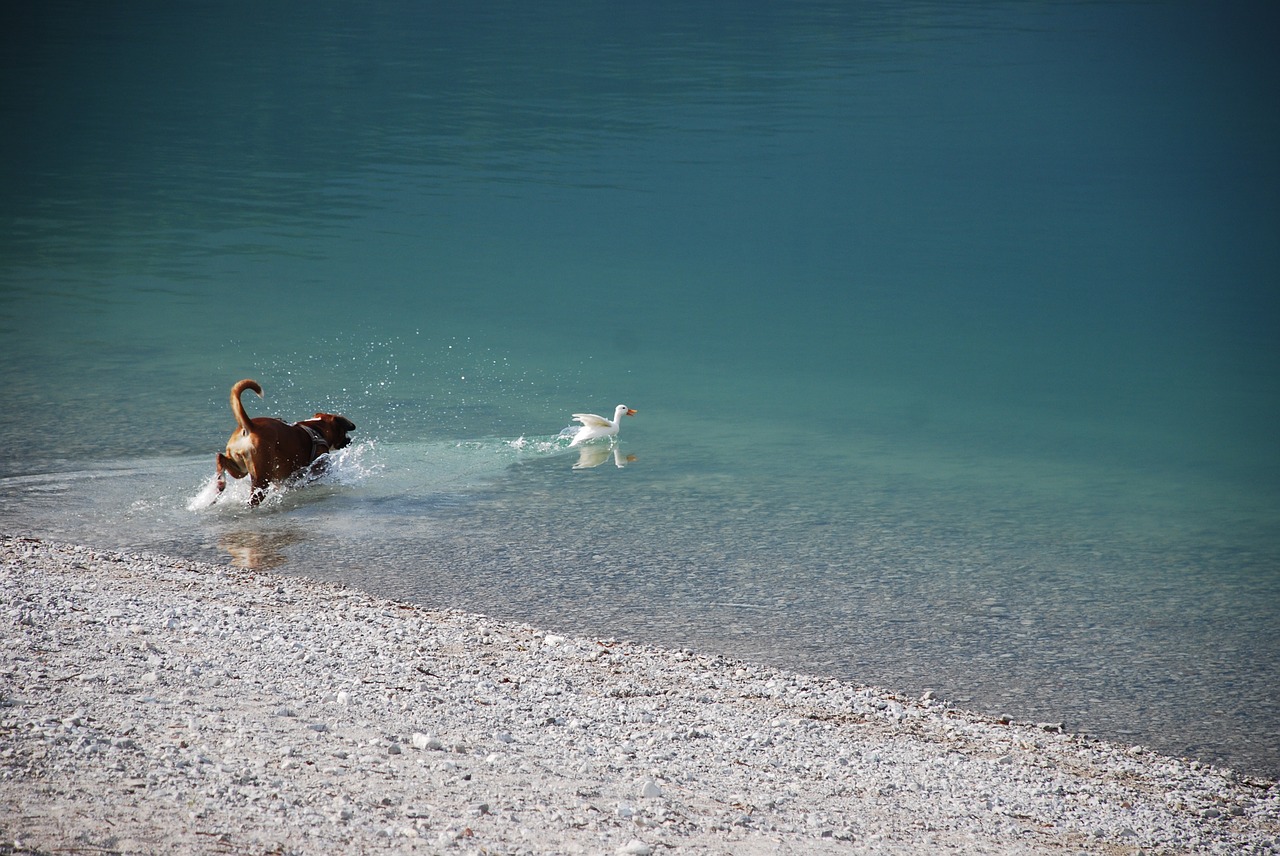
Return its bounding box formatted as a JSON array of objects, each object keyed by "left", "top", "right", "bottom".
[{"left": 2, "top": 2, "right": 1278, "bottom": 777}]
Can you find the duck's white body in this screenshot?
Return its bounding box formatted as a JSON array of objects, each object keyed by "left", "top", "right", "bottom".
[{"left": 569, "top": 404, "right": 636, "bottom": 446}]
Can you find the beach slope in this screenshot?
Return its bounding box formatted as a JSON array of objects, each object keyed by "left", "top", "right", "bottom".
[{"left": 2, "top": 536, "right": 1276, "bottom": 854}]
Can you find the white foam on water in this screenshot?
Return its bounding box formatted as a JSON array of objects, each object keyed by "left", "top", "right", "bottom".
[
  {"left": 509, "top": 432, "right": 576, "bottom": 456},
  {"left": 186, "top": 477, "right": 223, "bottom": 511},
  {"left": 182, "top": 432, "right": 591, "bottom": 517},
  {"left": 187, "top": 439, "right": 384, "bottom": 513}
]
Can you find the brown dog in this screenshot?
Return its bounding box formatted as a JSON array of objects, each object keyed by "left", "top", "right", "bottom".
[{"left": 215, "top": 379, "right": 356, "bottom": 505}]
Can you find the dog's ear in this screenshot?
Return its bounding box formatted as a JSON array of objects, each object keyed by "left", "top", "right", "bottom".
[{"left": 315, "top": 413, "right": 356, "bottom": 432}]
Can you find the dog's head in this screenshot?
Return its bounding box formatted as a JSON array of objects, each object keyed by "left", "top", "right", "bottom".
[{"left": 311, "top": 413, "right": 356, "bottom": 450}]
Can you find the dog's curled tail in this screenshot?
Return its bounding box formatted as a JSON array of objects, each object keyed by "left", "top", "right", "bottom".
[{"left": 230, "top": 378, "right": 263, "bottom": 435}]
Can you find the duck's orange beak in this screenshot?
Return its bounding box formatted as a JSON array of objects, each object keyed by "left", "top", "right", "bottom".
[{"left": 626, "top": 408, "right": 637, "bottom": 417}]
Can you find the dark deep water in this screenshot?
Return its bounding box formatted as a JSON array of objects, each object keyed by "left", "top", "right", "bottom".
[{"left": 2, "top": 2, "right": 1278, "bottom": 777}]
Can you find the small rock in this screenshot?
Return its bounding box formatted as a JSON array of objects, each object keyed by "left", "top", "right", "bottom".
[
  {"left": 411, "top": 732, "right": 442, "bottom": 751},
  {"left": 617, "top": 841, "right": 652, "bottom": 856},
  {"left": 639, "top": 780, "right": 662, "bottom": 799}
]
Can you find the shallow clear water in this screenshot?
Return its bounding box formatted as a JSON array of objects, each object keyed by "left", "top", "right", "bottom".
[{"left": 3, "top": 1, "right": 1278, "bottom": 776}]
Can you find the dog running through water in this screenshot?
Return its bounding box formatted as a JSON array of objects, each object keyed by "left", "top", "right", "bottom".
[{"left": 215, "top": 379, "right": 356, "bottom": 505}]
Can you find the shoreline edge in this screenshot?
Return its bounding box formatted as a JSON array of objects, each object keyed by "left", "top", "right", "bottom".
[{"left": 2, "top": 535, "right": 1277, "bottom": 854}]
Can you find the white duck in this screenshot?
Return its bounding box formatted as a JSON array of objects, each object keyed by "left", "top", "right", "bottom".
[{"left": 569, "top": 404, "right": 636, "bottom": 446}]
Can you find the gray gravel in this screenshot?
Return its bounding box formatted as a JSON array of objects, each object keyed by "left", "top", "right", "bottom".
[{"left": 2, "top": 536, "right": 1277, "bottom": 855}]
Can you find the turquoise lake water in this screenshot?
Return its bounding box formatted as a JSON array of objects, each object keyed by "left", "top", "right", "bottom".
[{"left": 2, "top": 2, "right": 1278, "bottom": 777}]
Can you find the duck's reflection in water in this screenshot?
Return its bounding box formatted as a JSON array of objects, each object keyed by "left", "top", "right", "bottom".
[{"left": 572, "top": 443, "right": 636, "bottom": 470}]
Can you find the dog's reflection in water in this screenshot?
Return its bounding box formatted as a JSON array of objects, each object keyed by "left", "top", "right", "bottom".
[{"left": 219, "top": 528, "right": 304, "bottom": 570}]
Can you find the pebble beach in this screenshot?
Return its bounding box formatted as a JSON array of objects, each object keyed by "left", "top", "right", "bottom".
[{"left": 2, "top": 535, "right": 1277, "bottom": 855}]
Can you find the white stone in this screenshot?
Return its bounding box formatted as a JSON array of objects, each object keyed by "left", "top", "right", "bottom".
[
  {"left": 639, "top": 780, "right": 662, "bottom": 799},
  {"left": 411, "top": 732, "right": 442, "bottom": 751}
]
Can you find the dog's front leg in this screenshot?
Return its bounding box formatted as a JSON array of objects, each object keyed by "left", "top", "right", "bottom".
[{"left": 216, "top": 453, "right": 247, "bottom": 493}]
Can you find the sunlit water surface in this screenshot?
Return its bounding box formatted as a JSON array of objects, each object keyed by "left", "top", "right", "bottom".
[{"left": 2, "top": 1, "right": 1277, "bottom": 776}]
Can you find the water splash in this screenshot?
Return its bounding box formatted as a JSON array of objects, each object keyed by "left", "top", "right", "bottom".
[
  {"left": 185, "top": 430, "right": 612, "bottom": 515},
  {"left": 186, "top": 476, "right": 223, "bottom": 511},
  {"left": 506, "top": 432, "right": 634, "bottom": 469},
  {"left": 187, "top": 439, "right": 383, "bottom": 512},
  {"left": 509, "top": 432, "right": 576, "bottom": 456}
]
